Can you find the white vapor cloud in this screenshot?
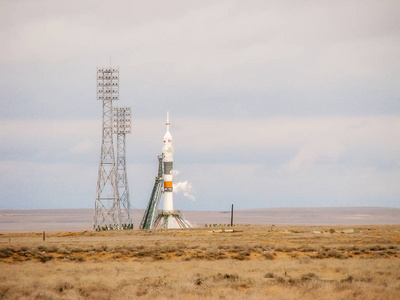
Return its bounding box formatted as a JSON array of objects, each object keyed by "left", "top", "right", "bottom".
[
  {"left": 173, "top": 181, "right": 196, "bottom": 202},
  {"left": 171, "top": 169, "right": 181, "bottom": 176},
  {"left": 171, "top": 169, "right": 195, "bottom": 202}
]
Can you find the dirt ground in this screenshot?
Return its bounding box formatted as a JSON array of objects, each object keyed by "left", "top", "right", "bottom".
[{"left": 0, "top": 224, "right": 399, "bottom": 299}]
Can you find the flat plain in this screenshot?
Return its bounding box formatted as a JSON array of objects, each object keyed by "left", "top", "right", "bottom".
[
  {"left": 1, "top": 207, "right": 400, "bottom": 233},
  {"left": 1, "top": 224, "right": 399, "bottom": 299}
]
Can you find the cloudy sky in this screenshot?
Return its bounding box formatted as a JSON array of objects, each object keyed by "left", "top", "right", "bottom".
[{"left": 1, "top": 0, "right": 399, "bottom": 211}]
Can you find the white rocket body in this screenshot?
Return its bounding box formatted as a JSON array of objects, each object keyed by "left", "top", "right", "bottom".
[
  {"left": 153, "top": 112, "right": 191, "bottom": 229},
  {"left": 162, "top": 112, "right": 174, "bottom": 212}
]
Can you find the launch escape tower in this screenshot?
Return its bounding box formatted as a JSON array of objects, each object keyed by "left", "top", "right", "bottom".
[
  {"left": 114, "top": 107, "right": 133, "bottom": 229},
  {"left": 94, "top": 67, "right": 132, "bottom": 231}
]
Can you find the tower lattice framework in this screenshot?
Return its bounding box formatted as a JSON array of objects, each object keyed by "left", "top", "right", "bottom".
[
  {"left": 140, "top": 155, "right": 164, "bottom": 229},
  {"left": 94, "top": 67, "right": 121, "bottom": 230},
  {"left": 113, "top": 107, "right": 133, "bottom": 229}
]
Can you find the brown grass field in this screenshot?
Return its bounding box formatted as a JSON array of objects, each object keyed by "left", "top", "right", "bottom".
[{"left": 0, "top": 224, "right": 399, "bottom": 299}]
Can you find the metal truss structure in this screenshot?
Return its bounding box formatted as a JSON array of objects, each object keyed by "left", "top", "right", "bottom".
[
  {"left": 113, "top": 107, "right": 133, "bottom": 229},
  {"left": 94, "top": 67, "right": 122, "bottom": 231},
  {"left": 153, "top": 211, "right": 192, "bottom": 229},
  {"left": 140, "top": 154, "right": 191, "bottom": 230},
  {"left": 140, "top": 155, "right": 164, "bottom": 229}
]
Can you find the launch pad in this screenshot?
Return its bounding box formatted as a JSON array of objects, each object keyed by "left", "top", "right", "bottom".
[
  {"left": 140, "top": 113, "right": 191, "bottom": 229},
  {"left": 154, "top": 211, "right": 191, "bottom": 229}
]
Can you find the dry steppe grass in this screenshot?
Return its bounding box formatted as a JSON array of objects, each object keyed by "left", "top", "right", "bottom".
[{"left": 0, "top": 224, "right": 399, "bottom": 299}]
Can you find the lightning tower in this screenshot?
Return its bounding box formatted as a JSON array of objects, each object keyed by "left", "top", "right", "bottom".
[
  {"left": 113, "top": 107, "right": 133, "bottom": 229},
  {"left": 94, "top": 67, "right": 121, "bottom": 230}
]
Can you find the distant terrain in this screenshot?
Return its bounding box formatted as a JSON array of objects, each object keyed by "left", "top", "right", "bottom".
[{"left": 0, "top": 207, "right": 399, "bottom": 233}]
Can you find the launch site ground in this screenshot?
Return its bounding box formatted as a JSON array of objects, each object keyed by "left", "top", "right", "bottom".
[{"left": 1, "top": 224, "right": 399, "bottom": 299}]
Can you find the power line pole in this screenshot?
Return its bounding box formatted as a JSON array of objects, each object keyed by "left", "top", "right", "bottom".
[{"left": 231, "top": 204, "right": 234, "bottom": 227}]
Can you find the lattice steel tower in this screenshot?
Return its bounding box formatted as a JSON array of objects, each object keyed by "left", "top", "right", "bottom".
[
  {"left": 113, "top": 107, "right": 133, "bottom": 229},
  {"left": 94, "top": 67, "right": 121, "bottom": 230}
]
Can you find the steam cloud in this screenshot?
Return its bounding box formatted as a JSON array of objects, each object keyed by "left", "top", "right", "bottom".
[
  {"left": 173, "top": 181, "right": 196, "bottom": 202},
  {"left": 171, "top": 170, "right": 181, "bottom": 176}
]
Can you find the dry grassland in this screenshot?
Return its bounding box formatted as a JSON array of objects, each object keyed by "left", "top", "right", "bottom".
[{"left": 0, "top": 224, "right": 399, "bottom": 299}]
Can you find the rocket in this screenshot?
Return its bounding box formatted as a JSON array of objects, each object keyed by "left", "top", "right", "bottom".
[
  {"left": 150, "top": 111, "right": 191, "bottom": 229},
  {"left": 162, "top": 112, "right": 174, "bottom": 212}
]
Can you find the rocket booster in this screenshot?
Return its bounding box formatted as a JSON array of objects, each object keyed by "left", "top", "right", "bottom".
[{"left": 162, "top": 112, "right": 174, "bottom": 212}]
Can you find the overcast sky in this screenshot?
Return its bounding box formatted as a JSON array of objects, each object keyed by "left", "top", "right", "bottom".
[{"left": 1, "top": 0, "right": 399, "bottom": 211}]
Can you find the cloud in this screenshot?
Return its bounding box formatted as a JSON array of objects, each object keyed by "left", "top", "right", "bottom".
[
  {"left": 2, "top": 1, "right": 399, "bottom": 85},
  {"left": 0, "top": 1, "right": 399, "bottom": 210},
  {"left": 286, "top": 140, "right": 345, "bottom": 171},
  {"left": 70, "top": 140, "right": 95, "bottom": 154},
  {"left": 174, "top": 116, "right": 400, "bottom": 159},
  {"left": 0, "top": 160, "right": 96, "bottom": 209},
  {"left": 1, "top": 115, "right": 399, "bottom": 167},
  {"left": 0, "top": 119, "right": 101, "bottom": 163},
  {"left": 178, "top": 161, "right": 400, "bottom": 210},
  {"left": 0, "top": 115, "right": 399, "bottom": 209},
  {"left": 1, "top": 0, "right": 399, "bottom": 123}
]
